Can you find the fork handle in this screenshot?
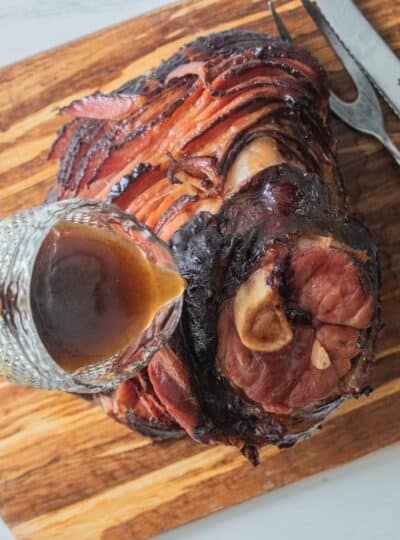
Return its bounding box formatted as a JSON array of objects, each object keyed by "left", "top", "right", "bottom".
[{"left": 375, "top": 132, "right": 400, "bottom": 166}]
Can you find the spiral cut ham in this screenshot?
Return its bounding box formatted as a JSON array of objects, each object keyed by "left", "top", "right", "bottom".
[{"left": 51, "top": 30, "right": 379, "bottom": 463}]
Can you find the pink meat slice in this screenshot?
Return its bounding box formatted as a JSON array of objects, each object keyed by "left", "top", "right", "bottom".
[
  {"left": 291, "top": 241, "right": 373, "bottom": 328},
  {"left": 61, "top": 92, "right": 147, "bottom": 121},
  {"left": 95, "top": 371, "right": 178, "bottom": 429},
  {"left": 148, "top": 347, "right": 200, "bottom": 434},
  {"left": 218, "top": 304, "right": 315, "bottom": 414},
  {"left": 217, "top": 238, "right": 372, "bottom": 414}
]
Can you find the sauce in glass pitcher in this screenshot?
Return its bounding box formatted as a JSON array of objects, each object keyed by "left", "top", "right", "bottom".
[{"left": 30, "top": 221, "right": 185, "bottom": 372}]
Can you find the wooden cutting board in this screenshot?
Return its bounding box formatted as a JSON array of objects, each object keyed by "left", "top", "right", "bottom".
[{"left": 0, "top": 0, "right": 399, "bottom": 538}]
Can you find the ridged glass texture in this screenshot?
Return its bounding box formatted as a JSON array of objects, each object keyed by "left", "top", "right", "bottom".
[{"left": 0, "top": 199, "right": 182, "bottom": 393}]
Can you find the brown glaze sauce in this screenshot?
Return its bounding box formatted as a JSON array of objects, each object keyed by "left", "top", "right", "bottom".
[{"left": 30, "top": 221, "right": 185, "bottom": 372}]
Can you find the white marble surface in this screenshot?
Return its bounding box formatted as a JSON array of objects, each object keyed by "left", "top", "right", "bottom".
[
  {"left": 0, "top": 0, "right": 171, "bottom": 67},
  {"left": 0, "top": 2, "right": 399, "bottom": 540}
]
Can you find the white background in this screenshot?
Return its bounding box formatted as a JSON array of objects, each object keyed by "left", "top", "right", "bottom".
[{"left": 0, "top": 2, "right": 399, "bottom": 539}]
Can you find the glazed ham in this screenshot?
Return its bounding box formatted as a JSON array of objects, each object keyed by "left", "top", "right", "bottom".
[
  {"left": 51, "top": 30, "right": 379, "bottom": 463},
  {"left": 49, "top": 30, "right": 340, "bottom": 228},
  {"left": 167, "top": 166, "right": 378, "bottom": 457}
]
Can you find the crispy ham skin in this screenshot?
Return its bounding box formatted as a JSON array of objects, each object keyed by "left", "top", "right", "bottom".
[
  {"left": 168, "top": 166, "right": 378, "bottom": 457},
  {"left": 51, "top": 30, "right": 379, "bottom": 461}
]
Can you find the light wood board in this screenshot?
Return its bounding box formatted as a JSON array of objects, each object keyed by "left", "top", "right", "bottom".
[{"left": 0, "top": 0, "right": 399, "bottom": 538}]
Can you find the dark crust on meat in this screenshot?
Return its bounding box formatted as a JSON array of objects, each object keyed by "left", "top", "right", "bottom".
[
  {"left": 117, "top": 30, "right": 328, "bottom": 98},
  {"left": 169, "top": 165, "right": 379, "bottom": 449},
  {"left": 81, "top": 392, "right": 184, "bottom": 441},
  {"left": 105, "top": 162, "right": 153, "bottom": 203},
  {"left": 124, "top": 412, "right": 185, "bottom": 441}
]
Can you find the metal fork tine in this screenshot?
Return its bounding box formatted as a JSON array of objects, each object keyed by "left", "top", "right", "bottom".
[
  {"left": 268, "top": 1, "right": 293, "bottom": 43},
  {"left": 300, "top": 0, "right": 374, "bottom": 96},
  {"left": 266, "top": 0, "right": 400, "bottom": 165}
]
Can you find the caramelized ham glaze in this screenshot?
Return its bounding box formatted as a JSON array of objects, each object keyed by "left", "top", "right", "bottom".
[
  {"left": 52, "top": 30, "right": 379, "bottom": 463},
  {"left": 168, "top": 166, "right": 378, "bottom": 459}
]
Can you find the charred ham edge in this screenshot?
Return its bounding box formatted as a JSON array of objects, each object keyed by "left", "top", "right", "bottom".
[
  {"left": 147, "top": 347, "right": 201, "bottom": 435},
  {"left": 92, "top": 369, "right": 184, "bottom": 441},
  {"left": 48, "top": 118, "right": 86, "bottom": 160},
  {"left": 167, "top": 165, "right": 378, "bottom": 459},
  {"left": 60, "top": 92, "right": 148, "bottom": 121}
]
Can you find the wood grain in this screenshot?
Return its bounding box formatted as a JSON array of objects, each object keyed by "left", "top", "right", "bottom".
[{"left": 0, "top": 0, "right": 399, "bottom": 538}]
